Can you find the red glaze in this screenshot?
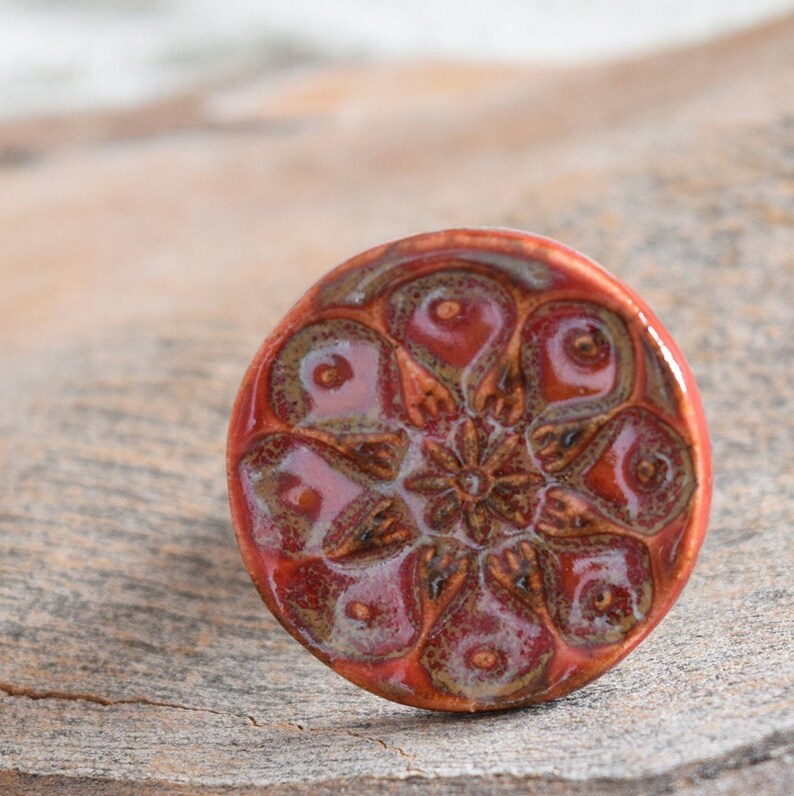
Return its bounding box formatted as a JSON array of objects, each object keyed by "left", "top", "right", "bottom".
[{"left": 227, "top": 229, "right": 712, "bottom": 712}]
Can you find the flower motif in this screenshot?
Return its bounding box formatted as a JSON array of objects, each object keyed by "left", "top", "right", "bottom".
[
  {"left": 229, "top": 249, "right": 700, "bottom": 711},
  {"left": 405, "top": 417, "right": 543, "bottom": 544}
]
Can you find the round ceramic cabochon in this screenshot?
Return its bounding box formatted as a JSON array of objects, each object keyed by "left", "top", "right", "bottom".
[{"left": 227, "top": 229, "right": 711, "bottom": 712}]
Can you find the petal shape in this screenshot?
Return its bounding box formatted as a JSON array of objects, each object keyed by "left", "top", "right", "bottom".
[
  {"left": 416, "top": 541, "right": 475, "bottom": 631},
  {"left": 323, "top": 496, "right": 417, "bottom": 562},
  {"left": 427, "top": 489, "right": 463, "bottom": 534},
  {"left": 529, "top": 413, "right": 610, "bottom": 474},
  {"left": 522, "top": 301, "right": 633, "bottom": 414},
  {"left": 276, "top": 553, "right": 421, "bottom": 660},
  {"left": 486, "top": 486, "right": 535, "bottom": 529},
  {"left": 238, "top": 433, "right": 369, "bottom": 558},
  {"left": 486, "top": 539, "right": 544, "bottom": 611},
  {"left": 387, "top": 270, "right": 516, "bottom": 403},
  {"left": 336, "top": 431, "right": 408, "bottom": 481},
  {"left": 424, "top": 439, "right": 462, "bottom": 474},
  {"left": 464, "top": 501, "right": 492, "bottom": 545},
  {"left": 270, "top": 318, "right": 401, "bottom": 432},
  {"left": 420, "top": 583, "right": 553, "bottom": 705},
  {"left": 482, "top": 433, "right": 521, "bottom": 472},
  {"left": 537, "top": 533, "right": 653, "bottom": 645},
  {"left": 459, "top": 417, "right": 480, "bottom": 466},
  {"left": 404, "top": 473, "right": 453, "bottom": 494},
  {"left": 574, "top": 408, "right": 695, "bottom": 533},
  {"left": 495, "top": 472, "right": 541, "bottom": 489}
]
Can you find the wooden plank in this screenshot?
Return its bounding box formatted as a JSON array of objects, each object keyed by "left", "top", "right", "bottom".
[{"left": 1, "top": 14, "right": 793, "bottom": 793}]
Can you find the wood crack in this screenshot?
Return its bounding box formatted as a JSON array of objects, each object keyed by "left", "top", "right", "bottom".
[
  {"left": 0, "top": 681, "right": 241, "bottom": 722},
  {"left": 1, "top": 680, "right": 421, "bottom": 774},
  {"left": 246, "top": 716, "right": 305, "bottom": 732},
  {"left": 342, "top": 730, "right": 428, "bottom": 777},
  {"left": 244, "top": 716, "right": 427, "bottom": 776}
]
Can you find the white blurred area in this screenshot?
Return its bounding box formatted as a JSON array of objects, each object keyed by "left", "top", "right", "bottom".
[{"left": 0, "top": 0, "right": 792, "bottom": 119}]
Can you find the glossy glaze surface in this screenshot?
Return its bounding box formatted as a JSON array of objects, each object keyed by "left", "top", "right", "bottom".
[{"left": 227, "top": 229, "right": 711, "bottom": 712}]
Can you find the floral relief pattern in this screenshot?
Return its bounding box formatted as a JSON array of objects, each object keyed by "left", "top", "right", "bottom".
[
  {"left": 405, "top": 418, "right": 542, "bottom": 544},
  {"left": 231, "top": 247, "right": 700, "bottom": 711}
]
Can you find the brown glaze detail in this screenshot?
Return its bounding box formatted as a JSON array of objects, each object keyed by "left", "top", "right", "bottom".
[
  {"left": 536, "top": 488, "right": 617, "bottom": 538},
  {"left": 323, "top": 495, "right": 416, "bottom": 562},
  {"left": 227, "top": 228, "right": 711, "bottom": 713},
  {"left": 486, "top": 539, "right": 548, "bottom": 617},
  {"left": 239, "top": 432, "right": 375, "bottom": 559},
  {"left": 315, "top": 248, "right": 553, "bottom": 311},
  {"left": 406, "top": 418, "right": 543, "bottom": 544},
  {"left": 394, "top": 347, "right": 456, "bottom": 427},
  {"left": 415, "top": 542, "right": 474, "bottom": 638},
  {"left": 472, "top": 332, "right": 525, "bottom": 425},
  {"left": 642, "top": 337, "right": 684, "bottom": 418},
  {"left": 333, "top": 431, "right": 408, "bottom": 481},
  {"left": 530, "top": 411, "right": 616, "bottom": 474}
]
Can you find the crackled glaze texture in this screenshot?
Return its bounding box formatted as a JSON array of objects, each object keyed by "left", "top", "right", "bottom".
[{"left": 227, "top": 229, "right": 711, "bottom": 712}]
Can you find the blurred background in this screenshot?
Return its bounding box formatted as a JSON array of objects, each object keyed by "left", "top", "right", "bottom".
[{"left": 2, "top": 0, "right": 793, "bottom": 119}]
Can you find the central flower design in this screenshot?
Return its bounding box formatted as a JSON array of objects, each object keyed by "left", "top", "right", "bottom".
[{"left": 405, "top": 417, "right": 543, "bottom": 544}]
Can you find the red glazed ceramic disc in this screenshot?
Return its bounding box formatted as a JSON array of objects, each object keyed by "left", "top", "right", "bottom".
[{"left": 227, "top": 229, "right": 711, "bottom": 712}]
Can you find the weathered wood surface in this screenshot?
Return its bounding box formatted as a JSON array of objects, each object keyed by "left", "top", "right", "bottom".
[{"left": 1, "top": 15, "right": 793, "bottom": 794}]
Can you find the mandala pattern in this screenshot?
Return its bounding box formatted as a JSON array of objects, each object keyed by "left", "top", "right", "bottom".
[{"left": 228, "top": 229, "right": 710, "bottom": 712}]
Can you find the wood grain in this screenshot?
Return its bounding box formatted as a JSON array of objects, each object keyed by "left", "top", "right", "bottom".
[{"left": 1, "top": 14, "right": 793, "bottom": 793}]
